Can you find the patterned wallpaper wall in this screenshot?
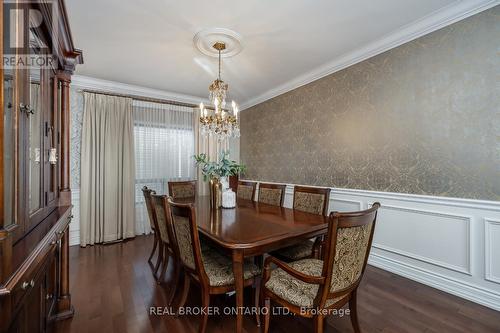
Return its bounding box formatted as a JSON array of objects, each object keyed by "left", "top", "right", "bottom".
[
  {"left": 70, "top": 88, "right": 84, "bottom": 190},
  {"left": 241, "top": 7, "right": 500, "bottom": 201}
]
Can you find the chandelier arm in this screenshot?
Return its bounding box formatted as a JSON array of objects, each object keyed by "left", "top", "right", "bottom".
[{"left": 218, "top": 48, "right": 221, "bottom": 80}]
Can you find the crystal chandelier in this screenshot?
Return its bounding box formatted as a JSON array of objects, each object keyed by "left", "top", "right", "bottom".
[{"left": 199, "top": 42, "right": 240, "bottom": 141}]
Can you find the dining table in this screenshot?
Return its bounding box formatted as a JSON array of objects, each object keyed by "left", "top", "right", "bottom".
[{"left": 186, "top": 195, "right": 329, "bottom": 333}]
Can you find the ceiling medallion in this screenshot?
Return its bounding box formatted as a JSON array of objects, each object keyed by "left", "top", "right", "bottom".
[{"left": 195, "top": 30, "right": 242, "bottom": 141}]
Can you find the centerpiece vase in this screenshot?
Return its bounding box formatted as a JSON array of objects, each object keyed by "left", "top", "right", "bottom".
[{"left": 209, "top": 178, "right": 222, "bottom": 209}]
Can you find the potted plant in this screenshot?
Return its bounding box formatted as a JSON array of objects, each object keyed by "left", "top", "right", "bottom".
[{"left": 194, "top": 151, "right": 245, "bottom": 208}]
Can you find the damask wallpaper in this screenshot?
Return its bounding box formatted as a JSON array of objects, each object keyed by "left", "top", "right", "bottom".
[
  {"left": 241, "top": 7, "right": 499, "bottom": 201},
  {"left": 70, "top": 88, "right": 84, "bottom": 190}
]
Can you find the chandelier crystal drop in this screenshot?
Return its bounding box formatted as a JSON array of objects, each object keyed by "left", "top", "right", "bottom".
[{"left": 199, "top": 42, "right": 240, "bottom": 141}]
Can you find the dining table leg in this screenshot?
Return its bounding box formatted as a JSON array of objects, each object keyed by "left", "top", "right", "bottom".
[{"left": 232, "top": 249, "right": 244, "bottom": 333}]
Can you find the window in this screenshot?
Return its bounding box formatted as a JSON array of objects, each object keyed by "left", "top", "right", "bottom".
[{"left": 133, "top": 101, "right": 195, "bottom": 234}]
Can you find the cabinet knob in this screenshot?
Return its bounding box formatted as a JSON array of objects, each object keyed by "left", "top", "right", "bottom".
[
  {"left": 19, "top": 103, "right": 34, "bottom": 115},
  {"left": 21, "top": 281, "right": 29, "bottom": 290},
  {"left": 29, "top": 279, "right": 35, "bottom": 288},
  {"left": 46, "top": 293, "right": 53, "bottom": 300}
]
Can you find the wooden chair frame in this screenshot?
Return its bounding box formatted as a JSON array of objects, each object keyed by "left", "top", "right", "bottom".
[
  {"left": 168, "top": 180, "right": 197, "bottom": 199},
  {"left": 258, "top": 183, "right": 286, "bottom": 207},
  {"left": 142, "top": 187, "right": 162, "bottom": 280},
  {"left": 236, "top": 180, "right": 257, "bottom": 201},
  {"left": 151, "top": 194, "right": 182, "bottom": 306},
  {"left": 261, "top": 203, "right": 380, "bottom": 333},
  {"left": 167, "top": 198, "right": 261, "bottom": 333}
]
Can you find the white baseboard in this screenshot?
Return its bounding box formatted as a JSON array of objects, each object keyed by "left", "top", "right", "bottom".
[{"left": 369, "top": 253, "right": 500, "bottom": 311}]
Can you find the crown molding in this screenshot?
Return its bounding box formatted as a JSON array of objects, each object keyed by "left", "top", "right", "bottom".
[
  {"left": 71, "top": 75, "right": 209, "bottom": 105},
  {"left": 239, "top": 0, "right": 499, "bottom": 111}
]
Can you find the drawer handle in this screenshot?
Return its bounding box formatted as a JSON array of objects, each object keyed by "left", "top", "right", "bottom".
[{"left": 21, "top": 279, "right": 35, "bottom": 290}]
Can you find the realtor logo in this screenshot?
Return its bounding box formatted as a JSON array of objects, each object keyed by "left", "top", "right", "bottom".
[{"left": 2, "top": 0, "right": 57, "bottom": 69}]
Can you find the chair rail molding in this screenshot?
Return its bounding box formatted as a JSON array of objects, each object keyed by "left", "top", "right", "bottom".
[
  {"left": 239, "top": 0, "right": 499, "bottom": 110},
  {"left": 246, "top": 180, "right": 500, "bottom": 311}
]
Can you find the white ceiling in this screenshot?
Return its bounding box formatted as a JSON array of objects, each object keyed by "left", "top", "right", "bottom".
[{"left": 66, "top": 0, "right": 485, "bottom": 107}]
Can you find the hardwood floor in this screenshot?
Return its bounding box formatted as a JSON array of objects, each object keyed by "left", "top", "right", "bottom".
[{"left": 54, "top": 235, "right": 500, "bottom": 333}]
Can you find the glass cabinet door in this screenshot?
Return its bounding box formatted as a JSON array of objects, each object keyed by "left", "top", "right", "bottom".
[
  {"left": 3, "top": 70, "right": 17, "bottom": 228},
  {"left": 24, "top": 29, "right": 46, "bottom": 220}
]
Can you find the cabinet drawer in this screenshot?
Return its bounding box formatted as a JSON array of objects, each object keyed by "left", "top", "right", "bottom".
[{"left": 11, "top": 237, "right": 58, "bottom": 311}]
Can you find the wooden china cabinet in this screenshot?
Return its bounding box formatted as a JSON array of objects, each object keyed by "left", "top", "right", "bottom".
[{"left": 0, "top": 0, "right": 82, "bottom": 332}]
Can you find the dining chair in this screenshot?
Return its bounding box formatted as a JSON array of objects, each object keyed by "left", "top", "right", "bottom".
[
  {"left": 236, "top": 180, "right": 257, "bottom": 201},
  {"left": 257, "top": 183, "right": 286, "bottom": 206},
  {"left": 151, "top": 194, "right": 181, "bottom": 306},
  {"left": 142, "top": 187, "right": 162, "bottom": 280},
  {"left": 261, "top": 203, "right": 380, "bottom": 333},
  {"left": 167, "top": 198, "right": 262, "bottom": 333},
  {"left": 273, "top": 186, "right": 330, "bottom": 261},
  {"left": 168, "top": 180, "right": 197, "bottom": 199}
]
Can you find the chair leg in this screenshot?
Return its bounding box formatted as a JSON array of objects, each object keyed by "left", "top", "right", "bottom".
[
  {"left": 159, "top": 247, "right": 170, "bottom": 284},
  {"left": 199, "top": 289, "right": 210, "bottom": 333},
  {"left": 254, "top": 278, "right": 261, "bottom": 327},
  {"left": 262, "top": 297, "right": 270, "bottom": 333},
  {"left": 168, "top": 256, "right": 181, "bottom": 306},
  {"left": 148, "top": 233, "right": 158, "bottom": 267},
  {"left": 349, "top": 290, "right": 361, "bottom": 333},
  {"left": 154, "top": 242, "right": 164, "bottom": 280},
  {"left": 177, "top": 274, "right": 191, "bottom": 312},
  {"left": 313, "top": 315, "right": 325, "bottom": 333}
]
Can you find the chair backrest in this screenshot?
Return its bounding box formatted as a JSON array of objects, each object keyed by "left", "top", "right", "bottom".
[
  {"left": 236, "top": 181, "right": 257, "bottom": 201},
  {"left": 167, "top": 198, "right": 207, "bottom": 280},
  {"left": 142, "top": 186, "right": 157, "bottom": 231},
  {"left": 258, "top": 183, "right": 286, "bottom": 207},
  {"left": 293, "top": 186, "right": 330, "bottom": 216},
  {"left": 318, "top": 203, "right": 380, "bottom": 306},
  {"left": 168, "top": 180, "right": 197, "bottom": 199},
  {"left": 151, "top": 194, "right": 174, "bottom": 244}
]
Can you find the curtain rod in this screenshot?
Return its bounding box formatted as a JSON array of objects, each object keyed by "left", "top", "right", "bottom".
[{"left": 78, "top": 88, "right": 199, "bottom": 109}]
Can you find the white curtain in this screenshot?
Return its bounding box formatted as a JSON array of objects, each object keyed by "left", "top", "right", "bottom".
[
  {"left": 133, "top": 100, "right": 195, "bottom": 234},
  {"left": 80, "top": 93, "right": 136, "bottom": 246}
]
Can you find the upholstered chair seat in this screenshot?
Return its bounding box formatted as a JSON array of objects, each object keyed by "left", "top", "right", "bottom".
[
  {"left": 168, "top": 199, "right": 262, "bottom": 333},
  {"left": 202, "top": 248, "right": 261, "bottom": 287},
  {"left": 275, "top": 240, "right": 315, "bottom": 261},
  {"left": 265, "top": 259, "right": 343, "bottom": 308},
  {"left": 273, "top": 186, "right": 330, "bottom": 261},
  {"left": 261, "top": 203, "right": 380, "bottom": 333}
]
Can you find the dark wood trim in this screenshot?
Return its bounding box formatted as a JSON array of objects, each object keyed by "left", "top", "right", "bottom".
[{"left": 58, "top": 73, "right": 71, "bottom": 206}]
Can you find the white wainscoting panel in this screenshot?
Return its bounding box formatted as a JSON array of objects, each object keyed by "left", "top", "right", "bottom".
[
  {"left": 485, "top": 218, "right": 500, "bottom": 284},
  {"left": 250, "top": 181, "right": 500, "bottom": 311}
]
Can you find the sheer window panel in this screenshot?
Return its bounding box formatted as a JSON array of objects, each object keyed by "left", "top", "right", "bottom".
[{"left": 133, "top": 100, "right": 195, "bottom": 235}]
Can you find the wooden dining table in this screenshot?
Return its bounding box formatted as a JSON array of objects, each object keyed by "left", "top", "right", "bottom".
[{"left": 186, "top": 195, "right": 329, "bottom": 333}]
